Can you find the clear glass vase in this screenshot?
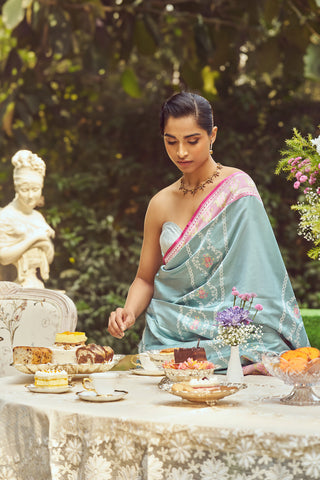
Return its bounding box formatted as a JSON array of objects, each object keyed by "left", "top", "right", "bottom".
[{"left": 226, "top": 344, "right": 244, "bottom": 383}]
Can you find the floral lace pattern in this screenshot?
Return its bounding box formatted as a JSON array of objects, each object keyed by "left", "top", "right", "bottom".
[{"left": 1, "top": 375, "right": 320, "bottom": 480}]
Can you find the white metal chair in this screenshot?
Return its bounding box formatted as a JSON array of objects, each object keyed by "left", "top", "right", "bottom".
[{"left": 0, "top": 281, "right": 77, "bottom": 376}]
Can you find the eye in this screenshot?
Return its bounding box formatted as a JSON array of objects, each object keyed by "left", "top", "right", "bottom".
[
  {"left": 166, "top": 140, "right": 176, "bottom": 146},
  {"left": 188, "top": 139, "right": 199, "bottom": 145}
]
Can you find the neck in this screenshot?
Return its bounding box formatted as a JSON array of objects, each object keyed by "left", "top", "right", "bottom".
[{"left": 182, "top": 158, "right": 216, "bottom": 187}]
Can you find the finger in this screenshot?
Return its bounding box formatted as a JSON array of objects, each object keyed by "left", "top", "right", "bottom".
[{"left": 108, "top": 311, "right": 125, "bottom": 338}]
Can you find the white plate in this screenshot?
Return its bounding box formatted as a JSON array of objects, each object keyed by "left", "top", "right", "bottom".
[
  {"left": 130, "top": 368, "right": 164, "bottom": 377},
  {"left": 76, "top": 390, "right": 128, "bottom": 402},
  {"left": 26, "top": 384, "right": 73, "bottom": 394}
]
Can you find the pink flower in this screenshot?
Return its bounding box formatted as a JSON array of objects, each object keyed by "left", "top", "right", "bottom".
[
  {"left": 293, "top": 181, "right": 300, "bottom": 189},
  {"left": 254, "top": 304, "right": 263, "bottom": 311},
  {"left": 299, "top": 175, "right": 308, "bottom": 183},
  {"left": 317, "top": 187, "right": 320, "bottom": 195},
  {"left": 232, "top": 290, "right": 239, "bottom": 296},
  {"left": 309, "top": 176, "right": 316, "bottom": 185},
  {"left": 304, "top": 187, "right": 311, "bottom": 194},
  {"left": 295, "top": 171, "right": 302, "bottom": 179}
]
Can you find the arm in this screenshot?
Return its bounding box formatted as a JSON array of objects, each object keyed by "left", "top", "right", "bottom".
[
  {"left": 108, "top": 195, "right": 164, "bottom": 339},
  {"left": 0, "top": 232, "right": 53, "bottom": 266}
]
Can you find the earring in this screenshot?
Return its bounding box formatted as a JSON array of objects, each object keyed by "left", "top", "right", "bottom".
[{"left": 209, "top": 143, "right": 213, "bottom": 155}]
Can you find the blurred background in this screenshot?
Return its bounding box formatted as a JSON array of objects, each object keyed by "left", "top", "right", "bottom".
[{"left": 0, "top": 0, "right": 320, "bottom": 353}]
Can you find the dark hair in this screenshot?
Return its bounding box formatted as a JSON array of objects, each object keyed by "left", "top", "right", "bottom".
[{"left": 160, "top": 91, "right": 214, "bottom": 135}]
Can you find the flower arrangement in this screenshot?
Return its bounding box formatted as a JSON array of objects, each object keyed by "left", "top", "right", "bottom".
[
  {"left": 215, "top": 288, "right": 263, "bottom": 346},
  {"left": 275, "top": 128, "right": 320, "bottom": 260}
]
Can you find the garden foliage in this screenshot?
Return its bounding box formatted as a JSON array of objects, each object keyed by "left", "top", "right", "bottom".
[{"left": 0, "top": 0, "right": 320, "bottom": 352}]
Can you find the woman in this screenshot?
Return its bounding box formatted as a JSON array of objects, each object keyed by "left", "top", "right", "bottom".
[
  {"left": 0, "top": 150, "right": 55, "bottom": 288},
  {"left": 108, "top": 92, "right": 309, "bottom": 368}
]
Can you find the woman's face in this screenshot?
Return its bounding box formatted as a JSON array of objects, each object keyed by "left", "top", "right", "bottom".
[
  {"left": 163, "top": 115, "right": 217, "bottom": 173},
  {"left": 15, "top": 178, "right": 43, "bottom": 211}
]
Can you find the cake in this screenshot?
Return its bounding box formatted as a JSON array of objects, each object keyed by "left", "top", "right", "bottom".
[
  {"left": 174, "top": 347, "right": 207, "bottom": 364},
  {"left": 13, "top": 346, "right": 53, "bottom": 365},
  {"left": 76, "top": 344, "right": 114, "bottom": 364},
  {"left": 54, "top": 331, "right": 87, "bottom": 345},
  {"left": 34, "top": 368, "right": 68, "bottom": 389},
  {"left": 12, "top": 331, "right": 114, "bottom": 366}
]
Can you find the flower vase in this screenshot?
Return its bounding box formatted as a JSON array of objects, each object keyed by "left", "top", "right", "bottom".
[{"left": 226, "top": 345, "right": 244, "bottom": 383}]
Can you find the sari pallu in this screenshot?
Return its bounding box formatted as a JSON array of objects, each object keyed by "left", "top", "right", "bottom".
[{"left": 139, "top": 172, "right": 309, "bottom": 368}]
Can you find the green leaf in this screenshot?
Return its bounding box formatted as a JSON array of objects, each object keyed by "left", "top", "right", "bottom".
[
  {"left": 121, "top": 68, "right": 142, "bottom": 98},
  {"left": 2, "top": 0, "right": 25, "bottom": 30},
  {"left": 304, "top": 43, "right": 320, "bottom": 81}
]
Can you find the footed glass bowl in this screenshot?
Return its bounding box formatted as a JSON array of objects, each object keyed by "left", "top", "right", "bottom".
[{"left": 262, "top": 352, "right": 320, "bottom": 405}]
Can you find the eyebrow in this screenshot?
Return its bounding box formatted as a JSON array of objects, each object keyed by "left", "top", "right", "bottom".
[{"left": 164, "top": 133, "right": 201, "bottom": 139}]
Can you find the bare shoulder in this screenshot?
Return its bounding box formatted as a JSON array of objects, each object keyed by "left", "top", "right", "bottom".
[{"left": 147, "top": 181, "right": 179, "bottom": 213}]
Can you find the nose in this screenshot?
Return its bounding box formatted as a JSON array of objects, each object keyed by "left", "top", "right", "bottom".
[{"left": 177, "top": 143, "right": 188, "bottom": 158}]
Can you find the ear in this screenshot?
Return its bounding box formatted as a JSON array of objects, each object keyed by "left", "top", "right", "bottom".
[{"left": 210, "top": 126, "right": 218, "bottom": 145}]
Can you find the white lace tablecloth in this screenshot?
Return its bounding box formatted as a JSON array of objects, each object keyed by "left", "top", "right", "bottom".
[{"left": 1, "top": 373, "right": 320, "bottom": 480}]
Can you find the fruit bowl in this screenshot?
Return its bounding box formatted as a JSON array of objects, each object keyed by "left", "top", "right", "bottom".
[{"left": 262, "top": 352, "right": 320, "bottom": 405}]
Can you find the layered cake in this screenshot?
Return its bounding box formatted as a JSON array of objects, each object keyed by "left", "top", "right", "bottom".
[
  {"left": 13, "top": 331, "right": 114, "bottom": 366},
  {"left": 34, "top": 368, "right": 68, "bottom": 389},
  {"left": 174, "top": 347, "right": 207, "bottom": 364},
  {"left": 13, "top": 346, "right": 53, "bottom": 365}
]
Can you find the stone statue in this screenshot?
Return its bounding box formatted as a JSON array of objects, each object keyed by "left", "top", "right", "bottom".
[{"left": 0, "top": 150, "right": 55, "bottom": 288}]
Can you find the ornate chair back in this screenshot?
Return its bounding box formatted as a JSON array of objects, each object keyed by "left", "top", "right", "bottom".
[{"left": 0, "top": 281, "right": 77, "bottom": 376}]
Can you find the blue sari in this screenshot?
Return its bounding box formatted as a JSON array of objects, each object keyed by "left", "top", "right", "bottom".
[{"left": 139, "top": 172, "right": 309, "bottom": 368}]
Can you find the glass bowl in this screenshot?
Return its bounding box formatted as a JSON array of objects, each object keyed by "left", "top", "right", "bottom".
[
  {"left": 170, "top": 381, "right": 247, "bottom": 404},
  {"left": 262, "top": 352, "right": 320, "bottom": 405},
  {"left": 148, "top": 349, "right": 175, "bottom": 367},
  {"left": 13, "top": 354, "right": 125, "bottom": 378}
]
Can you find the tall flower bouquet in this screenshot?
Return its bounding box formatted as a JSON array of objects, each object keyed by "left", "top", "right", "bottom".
[
  {"left": 215, "top": 288, "right": 263, "bottom": 346},
  {"left": 275, "top": 128, "right": 320, "bottom": 260}
]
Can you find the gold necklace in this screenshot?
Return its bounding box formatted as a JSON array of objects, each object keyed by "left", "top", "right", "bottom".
[{"left": 179, "top": 163, "right": 223, "bottom": 196}]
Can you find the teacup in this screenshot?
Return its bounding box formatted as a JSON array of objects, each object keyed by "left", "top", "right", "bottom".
[
  {"left": 131, "top": 353, "right": 159, "bottom": 371},
  {"left": 82, "top": 372, "right": 120, "bottom": 395}
]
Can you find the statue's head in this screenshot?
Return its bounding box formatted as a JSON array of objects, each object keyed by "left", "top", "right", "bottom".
[{"left": 12, "top": 150, "right": 46, "bottom": 210}]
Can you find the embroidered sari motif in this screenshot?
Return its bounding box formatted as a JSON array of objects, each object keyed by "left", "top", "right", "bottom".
[{"left": 139, "top": 172, "right": 309, "bottom": 368}]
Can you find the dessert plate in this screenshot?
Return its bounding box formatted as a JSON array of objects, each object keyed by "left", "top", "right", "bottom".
[
  {"left": 26, "top": 384, "right": 73, "bottom": 394},
  {"left": 130, "top": 368, "right": 164, "bottom": 377},
  {"left": 76, "top": 389, "right": 128, "bottom": 402}
]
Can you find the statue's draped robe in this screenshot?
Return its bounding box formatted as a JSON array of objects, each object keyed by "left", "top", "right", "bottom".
[{"left": 139, "top": 172, "right": 309, "bottom": 369}]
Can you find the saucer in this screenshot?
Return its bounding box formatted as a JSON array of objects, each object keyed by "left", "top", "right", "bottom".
[
  {"left": 26, "top": 384, "right": 73, "bottom": 394},
  {"left": 130, "top": 368, "right": 164, "bottom": 377},
  {"left": 76, "top": 390, "right": 128, "bottom": 402}
]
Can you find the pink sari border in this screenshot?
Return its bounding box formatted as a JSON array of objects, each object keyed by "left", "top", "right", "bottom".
[{"left": 163, "top": 171, "right": 261, "bottom": 264}]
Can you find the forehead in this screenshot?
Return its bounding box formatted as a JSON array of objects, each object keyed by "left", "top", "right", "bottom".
[
  {"left": 164, "top": 115, "right": 205, "bottom": 137},
  {"left": 16, "top": 180, "right": 43, "bottom": 188}
]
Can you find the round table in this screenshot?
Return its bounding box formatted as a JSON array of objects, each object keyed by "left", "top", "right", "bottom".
[{"left": 1, "top": 372, "right": 320, "bottom": 479}]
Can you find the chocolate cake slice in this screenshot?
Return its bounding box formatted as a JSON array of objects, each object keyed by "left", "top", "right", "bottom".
[{"left": 174, "top": 347, "right": 207, "bottom": 363}]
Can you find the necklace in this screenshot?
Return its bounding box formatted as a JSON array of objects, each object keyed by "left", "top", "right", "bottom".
[{"left": 179, "top": 163, "right": 223, "bottom": 196}]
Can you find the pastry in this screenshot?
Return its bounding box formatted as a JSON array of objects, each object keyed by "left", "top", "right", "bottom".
[{"left": 34, "top": 368, "right": 68, "bottom": 389}]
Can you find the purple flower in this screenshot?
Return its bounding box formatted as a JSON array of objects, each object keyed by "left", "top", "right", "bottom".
[{"left": 216, "top": 306, "right": 252, "bottom": 327}]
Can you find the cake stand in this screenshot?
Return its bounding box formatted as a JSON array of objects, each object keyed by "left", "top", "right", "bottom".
[{"left": 262, "top": 352, "right": 320, "bottom": 405}]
